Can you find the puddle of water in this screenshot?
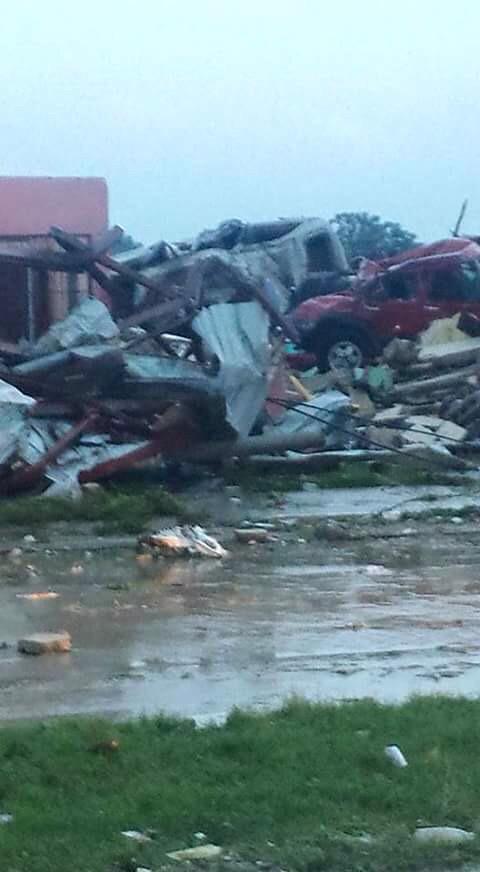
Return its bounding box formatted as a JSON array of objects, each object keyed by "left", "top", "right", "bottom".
[{"left": 1, "top": 532, "right": 480, "bottom": 722}]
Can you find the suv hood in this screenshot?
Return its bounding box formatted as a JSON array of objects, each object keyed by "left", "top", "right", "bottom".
[{"left": 292, "top": 293, "right": 356, "bottom": 323}]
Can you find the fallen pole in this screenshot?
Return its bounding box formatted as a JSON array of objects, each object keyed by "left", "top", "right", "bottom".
[
  {"left": 172, "top": 428, "right": 327, "bottom": 462},
  {"left": 241, "top": 448, "right": 396, "bottom": 469},
  {"left": 394, "top": 364, "right": 479, "bottom": 399}
]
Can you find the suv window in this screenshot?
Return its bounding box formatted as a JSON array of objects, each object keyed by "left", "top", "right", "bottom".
[
  {"left": 382, "top": 272, "right": 416, "bottom": 300},
  {"left": 305, "top": 234, "right": 335, "bottom": 271},
  {"left": 429, "top": 262, "right": 480, "bottom": 302}
]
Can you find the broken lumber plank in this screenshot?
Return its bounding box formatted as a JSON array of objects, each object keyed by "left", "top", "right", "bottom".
[
  {"left": 241, "top": 448, "right": 394, "bottom": 468},
  {"left": 393, "top": 364, "right": 479, "bottom": 399},
  {"left": 0, "top": 246, "right": 92, "bottom": 272},
  {"left": 50, "top": 225, "right": 122, "bottom": 293},
  {"left": 118, "top": 298, "right": 194, "bottom": 331},
  {"left": 51, "top": 226, "right": 175, "bottom": 299}
]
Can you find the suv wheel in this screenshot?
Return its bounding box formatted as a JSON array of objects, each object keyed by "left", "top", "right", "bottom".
[{"left": 314, "top": 326, "right": 374, "bottom": 372}]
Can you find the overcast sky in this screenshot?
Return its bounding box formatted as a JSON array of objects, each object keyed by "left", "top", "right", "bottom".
[{"left": 1, "top": 1, "right": 478, "bottom": 244}]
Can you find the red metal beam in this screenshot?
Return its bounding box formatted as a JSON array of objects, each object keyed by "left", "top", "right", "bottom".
[
  {"left": 2, "top": 412, "right": 98, "bottom": 494},
  {"left": 78, "top": 405, "right": 200, "bottom": 483}
]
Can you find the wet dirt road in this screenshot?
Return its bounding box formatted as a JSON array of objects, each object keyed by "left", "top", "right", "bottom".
[{"left": 1, "top": 521, "right": 480, "bottom": 724}]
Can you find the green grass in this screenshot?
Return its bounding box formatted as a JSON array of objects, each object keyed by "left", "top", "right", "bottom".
[
  {"left": 225, "top": 461, "right": 464, "bottom": 495},
  {"left": 2, "top": 698, "right": 480, "bottom": 871},
  {"left": 0, "top": 485, "right": 189, "bottom": 534},
  {"left": 0, "top": 463, "right": 469, "bottom": 534},
  {"left": 399, "top": 504, "right": 480, "bottom": 523}
]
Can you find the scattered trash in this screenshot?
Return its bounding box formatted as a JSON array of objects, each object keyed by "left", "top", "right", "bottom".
[
  {"left": 70, "top": 563, "right": 85, "bottom": 576},
  {"left": 366, "top": 565, "right": 393, "bottom": 577},
  {"left": 16, "top": 592, "right": 59, "bottom": 600},
  {"left": 139, "top": 526, "right": 228, "bottom": 559},
  {"left": 0, "top": 813, "right": 13, "bottom": 824},
  {"left": 234, "top": 528, "right": 270, "bottom": 544},
  {"left": 82, "top": 482, "right": 102, "bottom": 494},
  {"left": 8, "top": 547, "right": 23, "bottom": 560},
  {"left": 121, "top": 830, "right": 152, "bottom": 843},
  {"left": 194, "top": 832, "right": 207, "bottom": 841},
  {"left": 382, "top": 510, "right": 403, "bottom": 523},
  {"left": 23, "top": 534, "right": 36, "bottom": 544},
  {"left": 384, "top": 744, "right": 408, "bottom": 768},
  {"left": 166, "top": 844, "right": 222, "bottom": 861},
  {"left": 414, "top": 827, "right": 475, "bottom": 844},
  {"left": 18, "top": 631, "right": 71, "bottom": 655},
  {"left": 25, "top": 564, "right": 39, "bottom": 577},
  {"left": 90, "top": 739, "right": 120, "bottom": 753}
]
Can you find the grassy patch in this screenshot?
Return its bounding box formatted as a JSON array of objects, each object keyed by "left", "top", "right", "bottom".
[
  {"left": 225, "top": 461, "right": 464, "bottom": 495},
  {"left": 0, "top": 485, "right": 189, "bottom": 534},
  {"left": 2, "top": 698, "right": 480, "bottom": 870},
  {"left": 400, "top": 505, "right": 480, "bottom": 523}
]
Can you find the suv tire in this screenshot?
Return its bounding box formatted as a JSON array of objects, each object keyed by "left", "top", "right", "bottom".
[{"left": 314, "top": 325, "right": 375, "bottom": 371}]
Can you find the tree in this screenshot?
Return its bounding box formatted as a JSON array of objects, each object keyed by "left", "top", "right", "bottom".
[{"left": 331, "top": 212, "right": 417, "bottom": 264}]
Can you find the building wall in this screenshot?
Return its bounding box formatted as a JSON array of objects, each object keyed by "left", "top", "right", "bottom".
[
  {"left": 0, "top": 177, "right": 108, "bottom": 237},
  {"left": 0, "top": 177, "right": 109, "bottom": 342},
  {"left": 0, "top": 236, "right": 94, "bottom": 341}
]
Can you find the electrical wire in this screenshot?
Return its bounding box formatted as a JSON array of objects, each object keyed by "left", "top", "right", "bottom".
[{"left": 268, "top": 396, "right": 466, "bottom": 473}]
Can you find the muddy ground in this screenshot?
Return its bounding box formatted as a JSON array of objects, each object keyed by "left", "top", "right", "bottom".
[{"left": 1, "top": 481, "right": 480, "bottom": 724}]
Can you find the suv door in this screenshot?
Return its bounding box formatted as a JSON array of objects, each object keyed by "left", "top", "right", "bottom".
[
  {"left": 362, "top": 269, "right": 426, "bottom": 340},
  {"left": 425, "top": 260, "right": 480, "bottom": 322}
]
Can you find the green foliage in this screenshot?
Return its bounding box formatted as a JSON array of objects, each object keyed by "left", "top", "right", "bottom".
[{"left": 332, "top": 211, "right": 418, "bottom": 264}]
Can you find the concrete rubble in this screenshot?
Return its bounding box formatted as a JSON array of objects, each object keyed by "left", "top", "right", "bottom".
[
  {"left": 0, "top": 219, "right": 478, "bottom": 497},
  {"left": 17, "top": 631, "right": 72, "bottom": 655}
]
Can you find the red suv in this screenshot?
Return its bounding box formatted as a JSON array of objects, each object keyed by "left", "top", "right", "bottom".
[{"left": 291, "top": 238, "right": 480, "bottom": 370}]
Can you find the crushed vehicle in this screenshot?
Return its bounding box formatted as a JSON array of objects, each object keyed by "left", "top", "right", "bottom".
[
  {"left": 108, "top": 216, "right": 351, "bottom": 321},
  {"left": 291, "top": 238, "right": 480, "bottom": 370}
]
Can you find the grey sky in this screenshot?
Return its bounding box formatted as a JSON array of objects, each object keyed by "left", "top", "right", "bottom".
[{"left": 1, "top": 0, "right": 478, "bottom": 244}]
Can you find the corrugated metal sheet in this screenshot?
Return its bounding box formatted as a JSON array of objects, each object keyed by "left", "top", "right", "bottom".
[{"left": 193, "top": 301, "right": 270, "bottom": 437}]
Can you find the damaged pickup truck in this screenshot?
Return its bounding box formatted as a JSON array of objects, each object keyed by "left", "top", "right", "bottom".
[{"left": 291, "top": 238, "right": 480, "bottom": 370}]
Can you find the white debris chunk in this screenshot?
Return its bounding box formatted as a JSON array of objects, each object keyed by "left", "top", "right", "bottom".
[
  {"left": 167, "top": 844, "right": 222, "bottom": 861},
  {"left": 140, "top": 526, "right": 228, "bottom": 559},
  {"left": 414, "top": 827, "right": 475, "bottom": 844},
  {"left": 121, "top": 830, "right": 152, "bottom": 843},
  {"left": 384, "top": 744, "right": 408, "bottom": 768}
]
